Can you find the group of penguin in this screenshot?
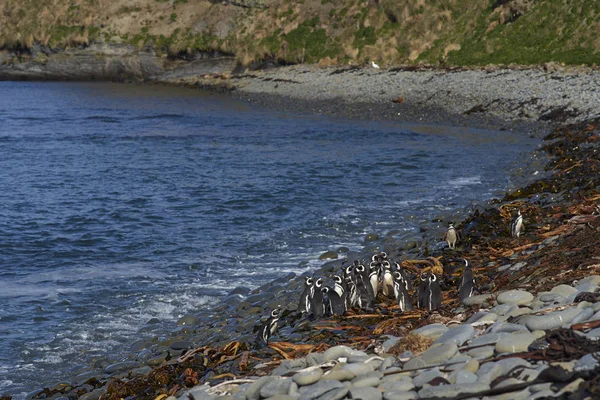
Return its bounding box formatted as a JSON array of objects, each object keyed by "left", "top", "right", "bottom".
[{"left": 256, "top": 210, "right": 525, "bottom": 345}]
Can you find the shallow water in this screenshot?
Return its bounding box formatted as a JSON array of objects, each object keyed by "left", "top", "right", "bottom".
[{"left": 0, "top": 81, "right": 539, "bottom": 397}]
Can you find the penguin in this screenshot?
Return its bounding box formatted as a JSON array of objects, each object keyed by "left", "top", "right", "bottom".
[
  {"left": 322, "top": 286, "right": 345, "bottom": 315},
  {"left": 310, "top": 278, "right": 325, "bottom": 318},
  {"left": 511, "top": 210, "right": 524, "bottom": 238},
  {"left": 393, "top": 262, "right": 413, "bottom": 291},
  {"left": 298, "top": 276, "right": 314, "bottom": 315},
  {"left": 369, "top": 261, "right": 380, "bottom": 297},
  {"left": 257, "top": 308, "right": 280, "bottom": 345},
  {"left": 393, "top": 271, "right": 413, "bottom": 312},
  {"left": 380, "top": 261, "right": 395, "bottom": 298},
  {"left": 417, "top": 273, "right": 429, "bottom": 309},
  {"left": 443, "top": 223, "right": 459, "bottom": 250},
  {"left": 332, "top": 275, "right": 344, "bottom": 297},
  {"left": 427, "top": 273, "right": 443, "bottom": 311},
  {"left": 354, "top": 264, "right": 375, "bottom": 310},
  {"left": 458, "top": 259, "right": 476, "bottom": 301},
  {"left": 343, "top": 265, "right": 357, "bottom": 309}
]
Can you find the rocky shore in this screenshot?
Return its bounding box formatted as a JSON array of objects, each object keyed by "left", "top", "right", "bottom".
[{"left": 3, "top": 52, "right": 600, "bottom": 400}]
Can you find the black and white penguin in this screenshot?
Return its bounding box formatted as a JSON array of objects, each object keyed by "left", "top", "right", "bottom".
[
  {"left": 417, "top": 273, "right": 429, "bottom": 309},
  {"left": 380, "top": 261, "right": 395, "bottom": 298},
  {"left": 393, "top": 262, "right": 413, "bottom": 291},
  {"left": 369, "top": 261, "right": 380, "bottom": 296},
  {"left": 354, "top": 264, "right": 375, "bottom": 310},
  {"left": 458, "top": 259, "right": 476, "bottom": 301},
  {"left": 257, "top": 308, "right": 280, "bottom": 345},
  {"left": 393, "top": 271, "right": 413, "bottom": 312},
  {"left": 333, "top": 274, "right": 344, "bottom": 297},
  {"left": 443, "top": 223, "right": 459, "bottom": 250},
  {"left": 427, "top": 273, "right": 443, "bottom": 311},
  {"left": 511, "top": 210, "right": 524, "bottom": 238},
  {"left": 322, "top": 286, "right": 345, "bottom": 315},
  {"left": 298, "top": 276, "right": 314, "bottom": 315},
  {"left": 343, "top": 265, "right": 357, "bottom": 309},
  {"left": 310, "top": 278, "right": 325, "bottom": 318}
]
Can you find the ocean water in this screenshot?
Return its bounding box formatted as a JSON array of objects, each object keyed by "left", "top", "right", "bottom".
[{"left": 0, "top": 81, "right": 539, "bottom": 396}]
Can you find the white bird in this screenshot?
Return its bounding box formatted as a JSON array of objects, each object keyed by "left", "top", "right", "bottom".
[
  {"left": 370, "top": 60, "right": 380, "bottom": 69},
  {"left": 511, "top": 210, "right": 524, "bottom": 238}
]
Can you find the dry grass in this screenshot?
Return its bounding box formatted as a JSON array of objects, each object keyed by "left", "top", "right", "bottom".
[{"left": 387, "top": 333, "right": 434, "bottom": 356}]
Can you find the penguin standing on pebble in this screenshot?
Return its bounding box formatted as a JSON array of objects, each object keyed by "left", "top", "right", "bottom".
[
  {"left": 298, "top": 277, "right": 314, "bottom": 315},
  {"left": 417, "top": 273, "right": 429, "bottom": 309},
  {"left": 322, "top": 286, "right": 345, "bottom": 315},
  {"left": 257, "top": 308, "right": 280, "bottom": 345},
  {"left": 343, "top": 265, "right": 357, "bottom": 309},
  {"left": 427, "top": 273, "right": 443, "bottom": 311},
  {"left": 393, "top": 262, "right": 413, "bottom": 291},
  {"left": 443, "top": 223, "right": 459, "bottom": 250},
  {"left": 458, "top": 259, "right": 476, "bottom": 301},
  {"left": 393, "top": 271, "right": 413, "bottom": 312},
  {"left": 381, "top": 261, "right": 395, "bottom": 298},
  {"left": 310, "top": 278, "right": 325, "bottom": 318},
  {"left": 511, "top": 210, "right": 525, "bottom": 238},
  {"left": 369, "top": 261, "right": 380, "bottom": 296}
]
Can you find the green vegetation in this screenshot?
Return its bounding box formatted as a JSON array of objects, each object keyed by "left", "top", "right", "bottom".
[{"left": 0, "top": 0, "right": 598, "bottom": 67}]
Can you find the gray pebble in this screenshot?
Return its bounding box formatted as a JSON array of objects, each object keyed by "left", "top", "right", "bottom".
[
  {"left": 463, "top": 294, "right": 495, "bottom": 307},
  {"left": 341, "top": 363, "right": 374, "bottom": 376},
  {"left": 496, "top": 358, "right": 532, "bottom": 375},
  {"left": 293, "top": 367, "right": 324, "bottom": 386},
  {"left": 488, "top": 322, "right": 529, "bottom": 334},
  {"left": 469, "top": 332, "right": 511, "bottom": 347},
  {"left": 382, "top": 391, "right": 417, "bottom": 400},
  {"left": 575, "top": 353, "right": 600, "bottom": 371},
  {"left": 550, "top": 284, "right": 578, "bottom": 297},
  {"left": 452, "top": 370, "right": 478, "bottom": 384},
  {"left": 476, "top": 362, "right": 503, "bottom": 384},
  {"left": 378, "top": 378, "right": 414, "bottom": 393},
  {"left": 348, "top": 386, "right": 382, "bottom": 400},
  {"left": 495, "top": 332, "right": 536, "bottom": 353},
  {"left": 585, "top": 327, "right": 600, "bottom": 340},
  {"left": 412, "top": 367, "right": 444, "bottom": 388},
  {"left": 569, "top": 307, "right": 595, "bottom": 325},
  {"left": 381, "top": 336, "right": 401, "bottom": 353},
  {"left": 246, "top": 376, "right": 279, "bottom": 400},
  {"left": 497, "top": 290, "right": 534, "bottom": 306},
  {"left": 433, "top": 325, "right": 474, "bottom": 346},
  {"left": 298, "top": 380, "right": 346, "bottom": 399},
  {"left": 524, "top": 307, "right": 582, "bottom": 330},
  {"left": 418, "top": 382, "right": 490, "bottom": 398},
  {"left": 261, "top": 378, "right": 292, "bottom": 398},
  {"left": 104, "top": 361, "right": 138, "bottom": 375},
  {"left": 314, "top": 387, "right": 349, "bottom": 400},
  {"left": 490, "top": 304, "right": 517, "bottom": 316},
  {"left": 378, "top": 356, "right": 396, "bottom": 372},
  {"left": 351, "top": 374, "right": 382, "bottom": 388},
  {"left": 467, "top": 345, "right": 495, "bottom": 360},
  {"left": 411, "top": 323, "right": 448, "bottom": 339},
  {"left": 322, "top": 346, "right": 356, "bottom": 362},
  {"left": 322, "top": 369, "right": 356, "bottom": 382}
]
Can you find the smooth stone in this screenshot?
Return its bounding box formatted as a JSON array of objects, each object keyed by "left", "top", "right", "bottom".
[
  {"left": 575, "top": 283, "right": 599, "bottom": 293},
  {"left": 585, "top": 327, "right": 600, "bottom": 340},
  {"left": 506, "top": 307, "right": 533, "bottom": 318},
  {"left": 380, "top": 370, "right": 411, "bottom": 383},
  {"left": 104, "top": 361, "right": 138, "bottom": 374},
  {"left": 412, "top": 367, "right": 444, "bottom": 388},
  {"left": 570, "top": 307, "right": 595, "bottom": 325},
  {"left": 319, "top": 251, "right": 338, "bottom": 260},
  {"left": 467, "top": 345, "right": 495, "bottom": 360},
  {"left": 470, "top": 312, "right": 498, "bottom": 326},
  {"left": 451, "top": 370, "right": 478, "bottom": 384},
  {"left": 538, "top": 293, "right": 565, "bottom": 303},
  {"left": 550, "top": 284, "right": 578, "bottom": 297},
  {"left": 316, "top": 387, "right": 349, "bottom": 400},
  {"left": 170, "top": 341, "right": 193, "bottom": 350},
  {"left": 261, "top": 378, "right": 292, "bottom": 398},
  {"left": 469, "top": 332, "right": 511, "bottom": 347},
  {"left": 447, "top": 356, "right": 479, "bottom": 374},
  {"left": 497, "top": 290, "right": 534, "bottom": 306},
  {"left": 298, "top": 380, "right": 346, "bottom": 400},
  {"left": 381, "top": 336, "right": 401, "bottom": 353},
  {"left": 418, "top": 382, "right": 490, "bottom": 398},
  {"left": 495, "top": 332, "right": 537, "bottom": 353},
  {"left": 323, "top": 346, "right": 355, "bottom": 362},
  {"left": 176, "top": 315, "right": 199, "bottom": 326},
  {"left": 378, "top": 378, "right": 414, "bottom": 393},
  {"left": 293, "top": 367, "right": 324, "bottom": 386},
  {"left": 348, "top": 386, "right": 382, "bottom": 400},
  {"left": 321, "top": 369, "right": 356, "bottom": 381},
  {"left": 476, "top": 363, "right": 503, "bottom": 384},
  {"left": 411, "top": 323, "right": 448, "bottom": 339},
  {"left": 574, "top": 353, "right": 600, "bottom": 371},
  {"left": 402, "top": 356, "right": 426, "bottom": 371},
  {"left": 525, "top": 307, "right": 583, "bottom": 330},
  {"left": 306, "top": 353, "right": 324, "bottom": 366},
  {"left": 342, "top": 363, "right": 375, "bottom": 376},
  {"left": 496, "top": 358, "right": 532, "bottom": 375},
  {"left": 495, "top": 377, "right": 525, "bottom": 388},
  {"left": 266, "top": 396, "right": 296, "bottom": 400},
  {"left": 246, "top": 376, "right": 279, "bottom": 400},
  {"left": 530, "top": 390, "right": 559, "bottom": 399},
  {"left": 433, "top": 325, "right": 474, "bottom": 346},
  {"left": 463, "top": 294, "right": 494, "bottom": 307},
  {"left": 578, "top": 275, "right": 600, "bottom": 286},
  {"left": 78, "top": 390, "right": 104, "bottom": 400},
  {"left": 382, "top": 391, "right": 417, "bottom": 400},
  {"left": 378, "top": 356, "right": 396, "bottom": 372},
  {"left": 490, "top": 304, "right": 517, "bottom": 316},
  {"left": 421, "top": 342, "right": 459, "bottom": 365},
  {"left": 351, "top": 373, "right": 382, "bottom": 388},
  {"left": 488, "top": 322, "right": 529, "bottom": 334},
  {"left": 178, "top": 386, "right": 213, "bottom": 400}
]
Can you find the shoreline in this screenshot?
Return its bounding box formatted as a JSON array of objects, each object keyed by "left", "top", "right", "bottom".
[{"left": 3, "top": 62, "right": 600, "bottom": 400}]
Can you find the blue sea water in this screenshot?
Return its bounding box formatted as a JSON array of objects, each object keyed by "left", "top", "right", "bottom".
[{"left": 0, "top": 81, "right": 539, "bottom": 396}]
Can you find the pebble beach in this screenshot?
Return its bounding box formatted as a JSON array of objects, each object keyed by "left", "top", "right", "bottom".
[{"left": 11, "top": 65, "right": 600, "bottom": 400}]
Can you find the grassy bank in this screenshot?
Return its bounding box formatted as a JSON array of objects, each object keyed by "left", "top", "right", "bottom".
[{"left": 1, "top": 0, "right": 599, "bottom": 67}]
